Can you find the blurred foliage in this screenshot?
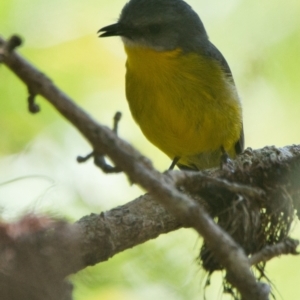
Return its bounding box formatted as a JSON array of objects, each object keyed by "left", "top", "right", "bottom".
[{"left": 1, "top": 0, "right": 300, "bottom": 299}]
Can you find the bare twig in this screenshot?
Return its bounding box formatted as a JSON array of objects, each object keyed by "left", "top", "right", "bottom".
[
  {"left": 77, "top": 111, "right": 123, "bottom": 173},
  {"left": 171, "top": 171, "right": 266, "bottom": 199},
  {"left": 0, "top": 35, "right": 22, "bottom": 63},
  {"left": 113, "top": 111, "right": 122, "bottom": 134},
  {"left": 27, "top": 87, "right": 40, "bottom": 113},
  {"left": 250, "top": 238, "right": 299, "bottom": 266}
]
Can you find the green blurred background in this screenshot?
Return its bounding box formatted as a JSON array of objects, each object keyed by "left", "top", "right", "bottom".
[{"left": 1, "top": 0, "right": 300, "bottom": 299}]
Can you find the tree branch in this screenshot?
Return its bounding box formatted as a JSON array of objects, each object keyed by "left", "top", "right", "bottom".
[{"left": 249, "top": 238, "right": 299, "bottom": 266}]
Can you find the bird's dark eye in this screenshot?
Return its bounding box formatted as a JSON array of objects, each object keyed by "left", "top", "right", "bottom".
[{"left": 148, "top": 24, "right": 161, "bottom": 34}]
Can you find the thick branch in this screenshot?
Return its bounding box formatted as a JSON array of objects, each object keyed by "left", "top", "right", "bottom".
[{"left": 77, "top": 194, "right": 180, "bottom": 265}]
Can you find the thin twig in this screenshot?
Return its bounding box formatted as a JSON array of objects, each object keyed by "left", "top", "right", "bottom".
[
  {"left": 171, "top": 171, "right": 265, "bottom": 199},
  {"left": 250, "top": 238, "right": 299, "bottom": 266},
  {"left": 77, "top": 111, "right": 123, "bottom": 173},
  {"left": 113, "top": 111, "right": 122, "bottom": 134}
]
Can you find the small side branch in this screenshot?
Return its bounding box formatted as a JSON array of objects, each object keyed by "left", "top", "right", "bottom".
[
  {"left": 250, "top": 238, "right": 299, "bottom": 266},
  {"left": 77, "top": 111, "right": 123, "bottom": 173}
]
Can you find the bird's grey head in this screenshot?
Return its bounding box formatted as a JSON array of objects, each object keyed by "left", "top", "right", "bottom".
[{"left": 99, "top": 0, "right": 208, "bottom": 51}]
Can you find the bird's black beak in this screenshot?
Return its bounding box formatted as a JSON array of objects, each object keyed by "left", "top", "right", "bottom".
[{"left": 98, "top": 23, "right": 123, "bottom": 38}]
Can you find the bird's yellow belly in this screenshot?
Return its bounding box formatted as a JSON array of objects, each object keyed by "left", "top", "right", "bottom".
[{"left": 124, "top": 46, "right": 242, "bottom": 168}]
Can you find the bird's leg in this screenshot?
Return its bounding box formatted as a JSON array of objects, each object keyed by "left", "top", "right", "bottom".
[
  {"left": 168, "top": 156, "right": 180, "bottom": 170},
  {"left": 220, "top": 146, "right": 232, "bottom": 170}
]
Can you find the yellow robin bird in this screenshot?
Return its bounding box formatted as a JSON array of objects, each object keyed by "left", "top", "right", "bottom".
[{"left": 98, "top": 0, "right": 244, "bottom": 170}]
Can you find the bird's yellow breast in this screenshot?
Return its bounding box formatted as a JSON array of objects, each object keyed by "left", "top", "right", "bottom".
[{"left": 124, "top": 45, "right": 242, "bottom": 168}]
